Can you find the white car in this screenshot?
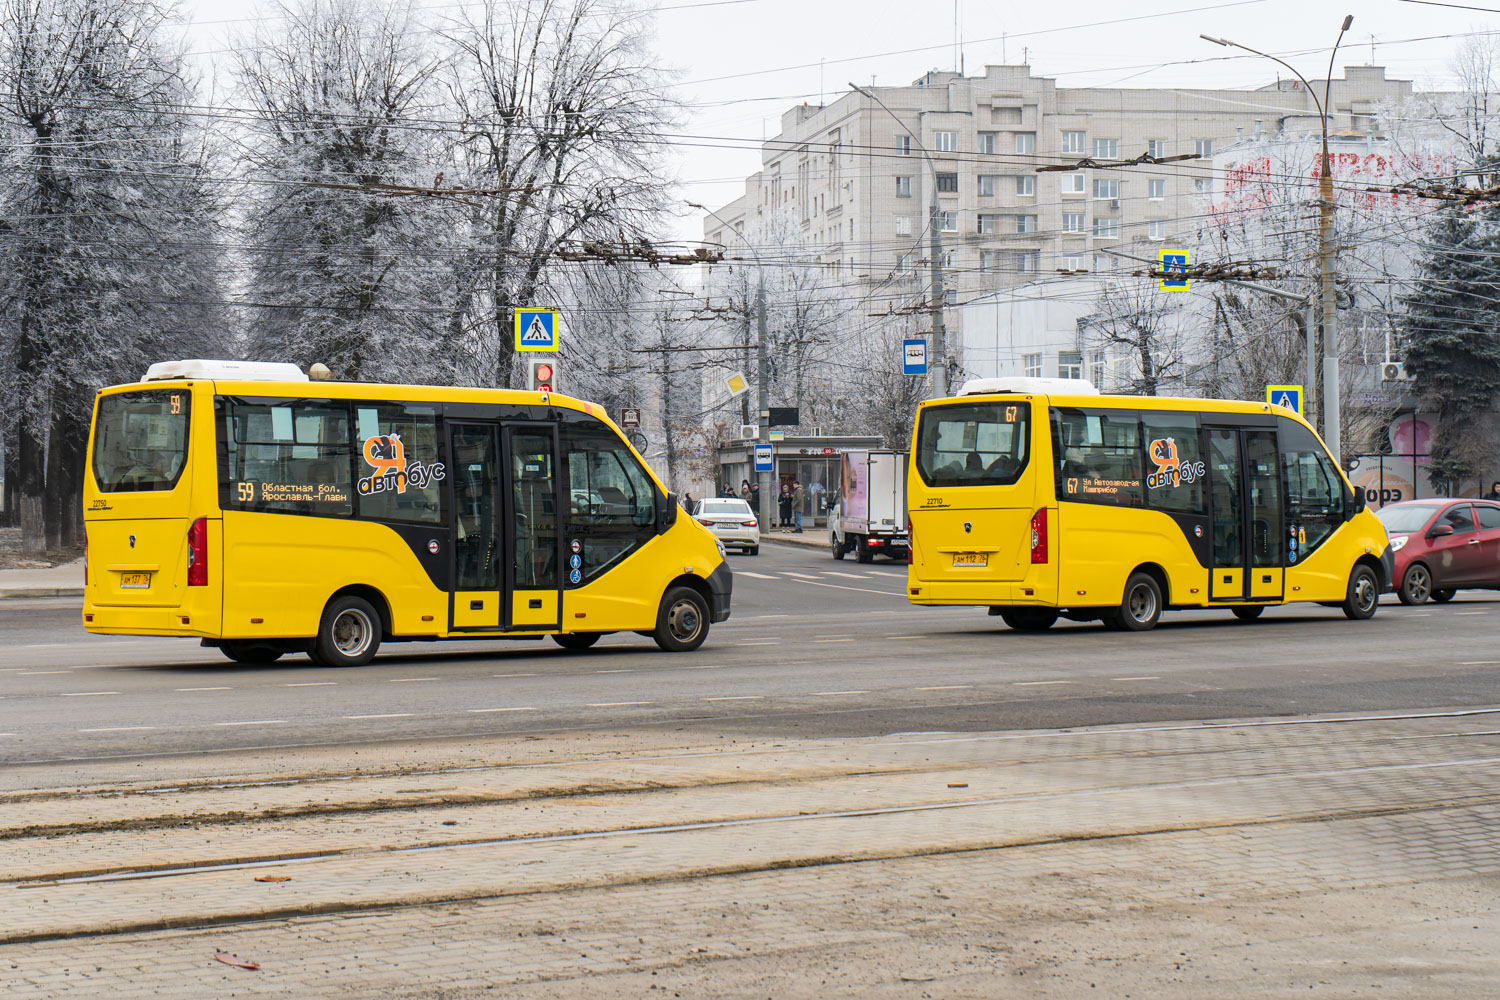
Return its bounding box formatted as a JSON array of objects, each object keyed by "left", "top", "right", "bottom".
[{"left": 695, "top": 498, "right": 760, "bottom": 555}]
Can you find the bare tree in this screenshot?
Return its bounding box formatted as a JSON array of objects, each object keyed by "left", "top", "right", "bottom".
[{"left": 1078, "top": 280, "right": 1188, "bottom": 396}]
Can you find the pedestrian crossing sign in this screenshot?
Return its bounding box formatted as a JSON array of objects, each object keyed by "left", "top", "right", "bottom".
[
  {"left": 514, "top": 309, "right": 559, "bottom": 352},
  {"left": 1158, "top": 249, "right": 1189, "bottom": 291},
  {"left": 1266, "top": 384, "right": 1303, "bottom": 414}
]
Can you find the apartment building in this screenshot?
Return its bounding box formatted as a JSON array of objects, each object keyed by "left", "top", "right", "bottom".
[{"left": 701, "top": 63, "right": 1415, "bottom": 354}]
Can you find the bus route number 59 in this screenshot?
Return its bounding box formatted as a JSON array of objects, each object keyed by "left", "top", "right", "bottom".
[{"left": 236, "top": 482, "right": 255, "bottom": 502}]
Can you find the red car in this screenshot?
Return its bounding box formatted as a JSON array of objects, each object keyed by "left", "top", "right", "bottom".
[{"left": 1377, "top": 498, "right": 1500, "bottom": 604}]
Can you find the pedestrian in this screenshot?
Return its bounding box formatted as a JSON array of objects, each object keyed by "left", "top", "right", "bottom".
[
  {"left": 792, "top": 480, "right": 806, "bottom": 533},
  {"left": 682, "top": 492, "right": 695, "bottom": 513},
  {"left": 740, "top": 479, "right": 751, "bottom": 501},
  {"left": 1488, "top": 481, "right": 1500, "bottom": 503},
  {"left": 722, "top": 482, "right": 736, "bottom": 498},
  {"left": 778, "top": 483, "right": 793, "bottom": 529}
]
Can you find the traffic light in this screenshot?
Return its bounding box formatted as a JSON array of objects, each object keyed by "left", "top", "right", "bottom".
[{"left": 527, "top": 357, "right": 556, "bottom": 393}]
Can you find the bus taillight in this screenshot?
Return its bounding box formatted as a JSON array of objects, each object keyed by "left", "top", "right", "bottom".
[
  {"left": 1030, "top": 508, "right": 1048, "bottom": 564},
  {"left": 187, "top": 517, "right": 208, "bottom": 586}
]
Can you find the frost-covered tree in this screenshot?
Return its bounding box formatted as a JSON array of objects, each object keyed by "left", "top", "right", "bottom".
[
  {"left": 234, "top": 0, "right": 453, "bottom": 383},
  {"left": 1078, "top": 280, "right": 1189, "bottom": 396},
  {"left": 0, "top": 0, "right": 227, "bottom": 550}
]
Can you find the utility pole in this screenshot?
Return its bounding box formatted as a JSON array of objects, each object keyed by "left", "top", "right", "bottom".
[{"left": 756, "top": 280, "right": 772, "bottom": 527}]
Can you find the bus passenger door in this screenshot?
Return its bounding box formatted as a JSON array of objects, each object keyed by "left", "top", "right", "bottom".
[
  {"left": 1208, "top": 427, "right": 1285, "bottom": 602},
  {"left": 448, "top": 423, "right": 502, "bottom": 629},
  {"left": 503, "top": 425, "right": 562, "bottom": 630},
  {"left": 1245, "top": 429, "right": 1284, "bottom": 600},
  {"left": 1207, "top": 429, "right": 1245, "bottom": 600}
]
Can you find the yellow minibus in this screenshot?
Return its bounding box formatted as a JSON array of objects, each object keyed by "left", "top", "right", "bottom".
[
  {"left": 906, "top": 378, "right": 1392, "bottom": 631},
  {"left": 83, "top": 360, "right": 731, "bottom": 664}
]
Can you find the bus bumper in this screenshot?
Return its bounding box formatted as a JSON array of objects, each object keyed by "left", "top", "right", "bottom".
[
  {"left": 706, "top": 561, "right": 733, "bottom": 623},
  {"left": 82, "top": 604, "right": 218, "bottom": 637}
]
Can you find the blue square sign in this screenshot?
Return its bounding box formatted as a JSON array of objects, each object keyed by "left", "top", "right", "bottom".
[
  {"left": 754, "top": 444, "right": 773, "bottom": 472},
  {"left": 515, "top": 308, "right": 559, "bottom": 352},
  {"left": 903, "top": 338, "right": 928, "bottom": 376}
]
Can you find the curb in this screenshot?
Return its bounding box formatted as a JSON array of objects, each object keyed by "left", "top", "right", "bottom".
[
  {"left": 0, "top": 587, "right": 83, "bottom": 600},
  {"left": 758, "top": 533, "right": 828, "bottom": 551}
]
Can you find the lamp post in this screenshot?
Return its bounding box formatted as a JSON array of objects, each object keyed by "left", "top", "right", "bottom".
[
  {"left": 850, "top": 82, "right": 949, "bottom": 398},
  {"left": 1202, "top": 15, "right": 1354, "bottom": 460},
  {"left": 689, "top": 200, "right": 773, "bottom": 526}
]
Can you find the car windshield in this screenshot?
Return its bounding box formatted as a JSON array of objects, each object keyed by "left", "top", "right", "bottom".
[
  {"left": 701, "top": 501, "right": 749, "bottom": 515},
  {"left": 1376, "top": 504, "right": 1439, "bottom": 533}
]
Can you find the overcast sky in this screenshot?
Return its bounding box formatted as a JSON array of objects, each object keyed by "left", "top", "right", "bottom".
[{"left": 177, "top": 0, "right": 1499, "bottom": 242}]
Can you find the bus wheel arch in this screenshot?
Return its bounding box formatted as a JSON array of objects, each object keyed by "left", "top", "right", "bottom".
[
  {"left": 1105, "top": 565, "right": 1167, "bottom": 631},
  {"left": 312, "top": 586, "right": 390, "bottom": 666},
  {"left": 654, "top": 576, "right": 712, "bottom": 652},
  {"left": 1342, "top": 559, "right": 1382, "bottom": 621},
  {"left": 329, "top": 584, "right": 394, "bottom": 640}
]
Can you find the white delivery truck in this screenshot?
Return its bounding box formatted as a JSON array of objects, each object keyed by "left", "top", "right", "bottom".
[{"left": 830, "top": 450, "right": 908, "bottom": 562}]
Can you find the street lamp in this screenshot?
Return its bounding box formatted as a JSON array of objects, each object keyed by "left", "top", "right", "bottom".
[
  {"left": 849, "top": 82, "right": 950, "bottom": 398},
  {"left": 688, "top": 199, "right": 773, "bottom": 526},
  {"left": 1202, "top": 15, "right": 1355, "bottom": 460}
]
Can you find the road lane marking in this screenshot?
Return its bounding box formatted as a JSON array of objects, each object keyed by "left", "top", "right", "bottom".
[
  {"left": 492, "top": 673, "right": 537, "bottom": 678},
  {"left": 782, "top": 571, "right": 822, "bottom": 579},
  {"left": 59, "top": 691, "right": 119, "bottom": 697},
  {"left": 737, "top": 641, "right": 779, "bottom": 646},
  {"left": 825, "top": 572, "right": 867, "bottom": 579},
  {"left": 752, "top": 614, "right": 790, "bottom": 618},
  {"left": 390, "top": 677, "right": 438, "bottom": 683},
  {"left": 78, "top": 726, "right": 155, "bottom": 732},
  {"left": 685, "top": 665, "right": 723, "bottom": 670},
  {"left": 703, "top": 695, "right": 764, "bottom": 701},
  {"left": 1113, "top": 676, "right": 1161, "bottom": 681},
  {"left": 176, "top": 686, "right": 232, "bottom": 692},
  {"left": 917, "top": 685, "right": 972, "bottom": 691},
  {"left": 1456, "top": 611, "right": 1488, "bottom": 616},
  {"left": 344, "top": 713, "right": 413, "bottom": 720},
  {"left": 286, "top": 682, "right": 336, "bottom": 687},
  {"left": 737, "top": 571, "right": 778, "bottom": 580},
  {"left": 813, "top": 638, "right": 855, "bottom": 643},
  {"left": 594, "top": 669, "right": 634, "bottom": 673},
  {"left": 19, "top": 670, "right": 73, "bottom": 675},
  {"left": 885, "top": 635, "right": 922, "bottom": 640},
  {"left": 800, "top": 580, "right": 905, "bottom": 597},
  {"left": 23, "top": 643, "right": 65, "bottom": 648},
  {"left": 468, "top": 707, "right": 536, "bottom": 713},
  {"left": 215, "top": 720, "right": 285, "bottom": 726},
  {"left": 588, "top": 701, "right": 652, "bottom": 707},
  {"left": 812, "top": 690, "right": 868, "bottom": 696},
  {"left": 1460, "top": 661, "right": 1500, "bottom": 665},
  {"left": 1014, "top": 680, "right": 1072, "bottom": 686}
]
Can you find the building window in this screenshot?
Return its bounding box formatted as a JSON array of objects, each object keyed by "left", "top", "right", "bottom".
[
  {"left": 977, "top": 132, "right": 997, "bottom": 154},
  {"left": 936, "top": 172, "right": 958, "bottom": 194},
  {"left": 939, "top": 210, "right": 958, "bottom": 232},
  {"left": 895, "top": 253, "right": 911, "bottom": 273},
  {"left": 1194, "top": 177, "right": 1211, "bottom": 193},
  {"left": 1147, "top": 139, "right": 1166, "bottom": 159},
  {"left": 1062, "top": 212, "right": 1085, "bottom": 234},
  {"left": 1148, "top": 220, "right": 1166, "bottom": 240},
  {"left": 977, "top": 213, "right": 999, "bottom": 235},
  {"left": 1093, "top": 217, "right": 1119, "bottom": 238},
  {"left": 1060, "top": 172, "right": 1085, "bottom": 195},
  {"left": 896, "top": 175, "right": 912, "bottom": 197},
  {"left": 895, "top": 216, "right": 912, "bottom": 236},
  {"left": 1092, "top": 138, "right": 1118, "bottom": 159},
  {"left": 941, "top": 248, "right": 956, "bottom": 268},
  {"left": 1092, "top": 178, "right": 1119, "bottom": 200},
  {"left": 1016, "top": 175, "right": 1035, "bottom": 197},
  {"left": 1059, "top": 351, "right": 1083, "bottom": 379},
  {"left": 1062, "top": 130, "right": 1085, "bottom": 154},
  {"left": 1064, "top": 254, "right": 1085, "bottom": 272},
  {"left": 1023, "top": 353, "right": 1043, "bottom": 378},
  {"left": 896, "top": 135, "right": 911, "bottom": 155},
  {"left": 1015, "top": 132, "right": 1036, "bottom": 154},
  {"left": 1195, "top": 138, "right": 1213, "bottom": 157},
  {"left": 978, "top": 174, "right": 997, "bottom": 196},
  {"left": 979, "top": 250, "right": 999, "bottom": 272},
  {"left": 1016, "top": 251, "right": 1039, "bottom": 273},
  {"left": 1148, "top": 178, "right": 1166, "bottom": 200},
  {"left": 1088, "top": 350, "right": 1105, "bottom": 385},
  {"left": 934, "top": 131, "right": 958, "bottom": 152},
  {"left": 1016, "top": 214, "right": 1037, "bottom": 234}
]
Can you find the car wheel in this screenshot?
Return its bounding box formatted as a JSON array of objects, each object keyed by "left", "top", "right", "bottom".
[
  {"left": 1432, "top": 588, "right": 1457, "bottom": 603},
  {"left": 652, "top": 586, "right": 710, "bottom": 652},
  {"left": 831, "top": 533, "right": 845, "bottom": 560},
  {"left": 1112, "top": 572, "right": 1163, "bottom": 631},
  {"left": 553, "top": 632, "right": 601, "bottom": 650},
  {"left": 1231, "top": 605, "right": 1265, "bottom": 621},
  {"left": 747, "top": 546, "right": 759, "bottom": 556},
  {"left": 313, "top": 595, "right": 382, "bottom": 667},
  {"left": 856, "top": 538, "right": 872, "bottom": 563},
  {"left": 1341, "top": 564, "right": 1380, "bottom": 620},
  {"left": 1398, "top": 564, "right": 1432, "bottom": 605},
  {"left": 1000, "top": 608, "right": 1058, "bottom": 631},
  {"left": 220, "top": 641, "right": 283, "bottom": 664}
]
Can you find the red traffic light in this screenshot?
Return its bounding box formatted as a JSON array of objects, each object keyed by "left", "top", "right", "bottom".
[{"left": 536, "top": 363, "right": 554, "bottom": 382}]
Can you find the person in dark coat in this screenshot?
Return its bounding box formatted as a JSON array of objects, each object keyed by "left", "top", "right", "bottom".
[{"left": 778, "top": 483, "right": 793, "bottom": 528}]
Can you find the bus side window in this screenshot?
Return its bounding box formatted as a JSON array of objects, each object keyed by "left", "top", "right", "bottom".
[{"left": 1279, "top": 417, "right": 1344, "bottom": 554}]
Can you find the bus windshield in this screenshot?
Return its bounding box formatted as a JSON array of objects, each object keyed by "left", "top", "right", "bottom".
[
  {"left": 92, "top": 390, "right": 191, "bottom": 492},
  {"left": 915, "top": 402, "right": 1030, "bottom": 488}
]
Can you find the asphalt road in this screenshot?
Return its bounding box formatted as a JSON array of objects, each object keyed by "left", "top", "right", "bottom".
[{"left": 4, "top": 541, "right": 1500, "bottom": 768}]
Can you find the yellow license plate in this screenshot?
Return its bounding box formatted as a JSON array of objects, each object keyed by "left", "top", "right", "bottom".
[
  {"left": 952, "top": 552, "right": 987, "bottom": 568},
  {"left": 120, "top": 572, "right": 151, "bottom": 589}
]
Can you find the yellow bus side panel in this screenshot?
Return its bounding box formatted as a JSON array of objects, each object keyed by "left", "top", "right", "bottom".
[
  {"left": 1057, "top": 504, "right": 1208, "bottom": 608},
  {"left": 559, "top": 528, "right": 717, "bottom": 632},
  {"left": 1285, "top": 510, "right": 1389, "bottom": 603},
  {"left": 220, "top": 511, "right": 445, "bottom": 639}
]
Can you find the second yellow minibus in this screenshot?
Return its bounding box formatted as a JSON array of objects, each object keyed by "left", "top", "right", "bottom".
[{"left": 906, "top": 378, "right": 1393, "bottom": 630}]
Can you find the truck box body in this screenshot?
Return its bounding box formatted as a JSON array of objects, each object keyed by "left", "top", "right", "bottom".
[{"left": 832, "top": 450, "right": 907, "bottom": 561}]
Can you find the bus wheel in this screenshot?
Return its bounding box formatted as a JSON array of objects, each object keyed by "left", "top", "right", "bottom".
[
  {"left": 314, "top": 595, "right": 382, "bottom": 667},
  {"left": 831, "top": 533, "right": 845, "bottom": 560},
  {"left": 1110, "top": 572, "right": 1163, "bottom": 631},
  {"left": 653, "top": 587, "right": 710, "bottom": 652},
  {"left": 1231, "top": 606, "right": 1265, "bottom": 621},
  {"left": 1397, "top": 564, "right": 1432, "bottom": 605},
  {"left": 1341, "top": 565, "right": 1380, "bottom": 621},
  {"left": 1432, "top": 588, "right": 1457, "bottom": 603},
  {"left": 1001, "top": 608, "right": 1058, "bottom": 631},
  {"left": 220, "top": 641, "right": 283, "bottom": 664},
  {"left": 553, "top": 633, "right": 601, "bottom": 650}
]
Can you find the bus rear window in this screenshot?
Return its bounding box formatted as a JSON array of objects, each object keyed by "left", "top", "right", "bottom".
[
  {"left": 915, "top": 402, "right": 1030, "bottom": 488},
  {"left": 92, "top": 390, "right": 191, "bottom": 493}
]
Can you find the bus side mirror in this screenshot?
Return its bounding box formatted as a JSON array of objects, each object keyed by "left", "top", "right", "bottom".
[
  {"left": 657, "top": 492, "right": 679, "bottom": 533},
  {"left": 1349, "top": 488, "right": 1366, "bottom": 518}
]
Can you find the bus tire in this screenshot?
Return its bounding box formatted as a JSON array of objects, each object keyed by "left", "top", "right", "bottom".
[
  {"left": 1000, "top": 608, "right": 1058, "bottom": 631},
  {"left": 856, "top": 537, "right": 872, "bottom": 563},
  {"left": 313, "top": 595, "right": 382, "bottom": 667},
  {"left": 553, "top": 633, "right": 601, "bottom": 650},
  {"left": 1231, "top": 605, "right": 1265, "bottom": 621},
  {"left": 1397, "top": 564, "right": 1432, "bottom": 605},
  {"left": 831, "top": 533, "right": 845, "bottom": 560},
  {"left": 220, "top": 641, "right": 283, "bottom": 664},
  {"left": 653, "top": 586, "right": 710, "bottom": 652},
  {"left": 1432, "top": 588, "right": 1457, "bottom": 603},
  {"left": 1110, "top": 572, "right": 1163, "bottom": 631},
  {"left": 1341, "top": 564, "right": 1380, "bottom": 620}
]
